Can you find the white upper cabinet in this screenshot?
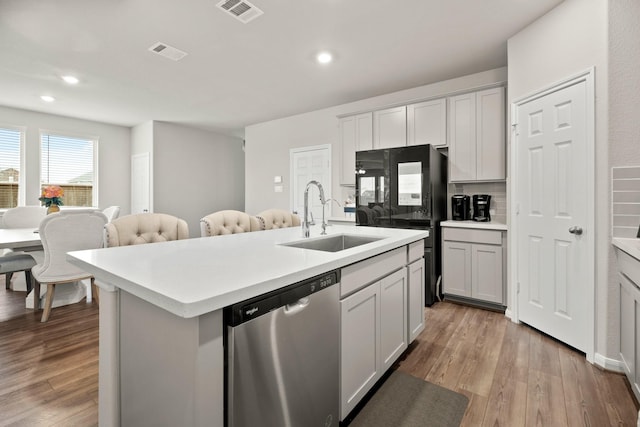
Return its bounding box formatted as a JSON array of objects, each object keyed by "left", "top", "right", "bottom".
[
  {"left": 373, "top": 106, "right": 406, "bottom": 149},
  {"left": 340, "top": 113, "right": 372, "bottom": 186},
  {"left": 407, "top": 98, "right": 447, "bottom": 147},
  {"left": 449, "top": 87, "right": 505, "bottom": 182}
]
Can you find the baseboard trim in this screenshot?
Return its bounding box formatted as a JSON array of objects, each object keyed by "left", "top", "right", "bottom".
[{"left": 594, "top": 352, "right": 625, "bottom": 373}]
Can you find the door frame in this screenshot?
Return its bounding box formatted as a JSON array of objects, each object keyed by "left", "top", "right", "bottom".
[
  {"left": 509, "top": 68, "right": 595, "bottom": 361},
  {"left": 289, "top": 144, "right": 332, "bottom": 213}
]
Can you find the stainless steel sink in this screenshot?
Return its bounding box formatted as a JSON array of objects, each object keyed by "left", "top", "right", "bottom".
[{"left": 281, "top": 234, "right": 383, "bottom": 252}]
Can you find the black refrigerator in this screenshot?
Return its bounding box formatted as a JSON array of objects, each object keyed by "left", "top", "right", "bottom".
[{"left": 355, "top": 144, "right": 447, "bottom": 306}]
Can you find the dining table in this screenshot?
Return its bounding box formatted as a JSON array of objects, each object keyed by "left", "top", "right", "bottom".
[{"left": 0, "top": 227, "right": 42, "bottom": 250}]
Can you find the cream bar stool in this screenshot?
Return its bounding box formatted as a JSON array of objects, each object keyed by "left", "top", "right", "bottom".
[
  {"left": 200, "top": 210, "right": 261, "bottom": 237},
  {"left": 255, "top": 209, "right": 301, "bottom": 230},
  {"left": 104, "top": 213, "right": 189, "bottom": 247}
]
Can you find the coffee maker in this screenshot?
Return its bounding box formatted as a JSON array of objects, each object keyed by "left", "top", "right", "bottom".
[
  {"left": 451, "top": 195, "right": 470, "bottom": 221},
  {"left": 472, "top": 194, "right": 491, "bottom": 222}
]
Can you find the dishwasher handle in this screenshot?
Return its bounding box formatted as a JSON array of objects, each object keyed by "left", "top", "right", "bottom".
[{"left": 284, "top": 297, "right": 310, "bottom": 315}]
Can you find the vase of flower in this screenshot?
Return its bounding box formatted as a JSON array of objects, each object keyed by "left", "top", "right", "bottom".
[
  {"left": 47, "top": 204, "right": 60, "bottom": 215},
  {"left": 39, "top": 185, "right": 64, "bottom": 214}
]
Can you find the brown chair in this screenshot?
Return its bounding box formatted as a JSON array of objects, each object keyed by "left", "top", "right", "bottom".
[
  {"left": 255, "top": 209, "right": 301, "bottom": 230},
  {"left": 200, "top": 210, "right": 261, "bottom": 237},
  {"left": 104, "top": 213, "right": 189, "bottom": 247}
]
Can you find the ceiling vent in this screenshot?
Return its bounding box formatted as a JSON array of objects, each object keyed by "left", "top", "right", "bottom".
[
  {"left": 216, "top": 0, "right": 263, "bottom": 24},
  {"left": 148, "top": 42, "right": 188, "bottom": 61}
]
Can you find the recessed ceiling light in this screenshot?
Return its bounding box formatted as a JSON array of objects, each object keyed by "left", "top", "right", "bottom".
[
  {"left": 61, "top": 75, "right": 79, "bottom": 85},
  {"left": 40, "top": 95, "right": 55, "bottom": 103},
  {"left": 317, "top": 51, "right": 333, "bottom": 64}
]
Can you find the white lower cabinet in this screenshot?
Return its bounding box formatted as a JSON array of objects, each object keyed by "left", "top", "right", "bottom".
[
  {"left": 442, "top": 227, "right": 505, "bottom": 305},
  {"left": 616, "top": 248, "right": 640, "bottom": 402},
  {"left": 407, "top": 258, "right": 425, "bottom": 342},
  {"left": 340, "top": 282, "right": 380, "bottom": 420},
  {"left": 340, "top": 266, "right": 408, "bottom": 420}
]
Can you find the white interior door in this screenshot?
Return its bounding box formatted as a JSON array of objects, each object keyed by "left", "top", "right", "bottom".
[
  {"left": 514, "top": 75, "right": 593, "bottom": 355},
  {"left": 290, "top": 145, "right": 331, "bottom": 223},
  {"left": 131, "top": 152, "right": 151, "bottom": 214}
]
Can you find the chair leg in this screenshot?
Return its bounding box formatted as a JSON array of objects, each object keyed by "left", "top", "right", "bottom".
[
  {"left": 5, "top": 272, "right": 13, "bottom": 290},
  {"left": 41, "top": 283, "right": 56, "bottom": 323},
  {"left": 33, "top": 280, "right": 41, "bottom": 311},
  {"left": 24, "top": 270, "right": 33, "bottom": 293},
  {"left": 91, "top": 278, "right": 99, "bottom": 305}
]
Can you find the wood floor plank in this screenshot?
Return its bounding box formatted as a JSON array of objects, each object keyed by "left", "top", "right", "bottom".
[
  {"left": 480, "top": 322, "right": 530, "bottom": 426},
  {"left": 558, "top": 345, "right": 611, "bottom": 427},
  {"left": 525, "top": 369, "right": 569, "bottom": 426}
]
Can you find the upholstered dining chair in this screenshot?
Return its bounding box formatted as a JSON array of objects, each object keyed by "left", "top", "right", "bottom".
[
  {"left": 32, "top": 210, "right": 108, "bottom": 322},
  {"left": 255, "top": 209, "right": 301, "bottom": 230},
  {"left": 1, "top": 205, "right": 46, "bottom": 290},
  {"left": 105, "top": 213, "right": 189, "bottom": 247},
  {"left": 102, "top": 206, "right": 121, "bottom": 222},
  {"left": 200, "top": 210, "right": 261, "bottom": 237}
]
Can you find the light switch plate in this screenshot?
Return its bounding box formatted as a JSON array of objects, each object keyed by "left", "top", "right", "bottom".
[
  {"left": 274, "top": 185, "right": 283, "bottom": 193},
  {"left": 274, "top": 176, "right": 282, "bottom": 184}
]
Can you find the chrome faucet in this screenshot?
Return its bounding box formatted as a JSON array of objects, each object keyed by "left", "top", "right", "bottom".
[{"left": 303, "top": 180, "right": 326, "bottom": 237}]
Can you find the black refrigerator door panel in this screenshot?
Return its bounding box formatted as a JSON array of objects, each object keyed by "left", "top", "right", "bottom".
[{"left": 355, "top": 149, "right": 390, "bottom": 226}]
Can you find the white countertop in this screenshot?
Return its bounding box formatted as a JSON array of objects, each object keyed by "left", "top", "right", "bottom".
[
  {"left": 441, "top": 220, "right": 508, "bottom": 231},
  {"left": 613, "top": 237, "right": 640, "bottom": 261},
  {"left": 68, "top": 225, "right": 427, "bottom": 318}
]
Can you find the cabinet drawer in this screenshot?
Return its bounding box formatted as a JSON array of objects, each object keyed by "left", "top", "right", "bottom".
[
  {"left": 408, "top": 240, "right": 424, "bottom": 263},
  {"left": 443, "top": 227, "right": 502, "bottom": 245},
  {"left": 341, "top": 247, "right": 405, "bottom": 298}
]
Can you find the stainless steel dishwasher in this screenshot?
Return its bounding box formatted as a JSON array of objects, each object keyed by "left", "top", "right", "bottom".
[{"left": 226, "top": 270, "right": 340, "bottom": 427}]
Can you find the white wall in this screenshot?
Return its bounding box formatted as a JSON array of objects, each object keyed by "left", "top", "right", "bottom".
[
  {"left": 245, "top": 67, "right": 508, "bottom": 216},
  {"left": 152, "top": 121, "right": 245, "bottom": 237},
  {"left": 0, "top": 105, "right": 131, "bottom": 212},
  {"left": 607, "top": 0, "right": 640, "bottom": 359},
  {"left": 507, "top": 0, "right": 611, "bottom": 358}
]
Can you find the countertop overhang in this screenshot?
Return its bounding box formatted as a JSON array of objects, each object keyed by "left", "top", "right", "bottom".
[
  {"left": 613, "top": 237, "right": 640, "bottom": 261},
  {"left": 68, "top": 225, "right": 427, "bottom": 318}
]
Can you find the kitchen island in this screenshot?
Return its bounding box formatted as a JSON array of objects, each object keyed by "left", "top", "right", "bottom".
[{"left": 68, "top": 224, "right": 428, "bottom": 427}]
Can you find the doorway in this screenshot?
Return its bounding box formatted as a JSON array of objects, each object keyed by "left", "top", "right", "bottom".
[
  {"left": 290, "top": 144, "right": 331, "bottom": 224},
  {"left": 510, "top": 69, "right": 595, "bottom": 360}
]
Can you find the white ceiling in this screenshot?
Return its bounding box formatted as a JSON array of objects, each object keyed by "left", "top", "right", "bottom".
[{"left": 0, "top": 0, "right": 563, "bottom": 138}]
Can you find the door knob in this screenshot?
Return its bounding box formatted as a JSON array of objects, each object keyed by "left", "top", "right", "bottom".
[{"left": 568, "top": 226, "right": 583, "bottom": 235}]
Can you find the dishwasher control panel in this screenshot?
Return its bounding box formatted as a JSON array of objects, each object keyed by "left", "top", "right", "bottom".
[{"left": 226, "top": 270, "right": 340, "bottom": 327}]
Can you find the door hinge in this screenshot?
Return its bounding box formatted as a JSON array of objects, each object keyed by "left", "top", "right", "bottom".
[
  {"left": 512, "top": 123, "right": 519, "bottom": 136},
  {"left": 517, "top": 282, "right": 520, "bottom": 294},
  {"left": 515, "top": 203, "right": 520, "bottom": 215}
]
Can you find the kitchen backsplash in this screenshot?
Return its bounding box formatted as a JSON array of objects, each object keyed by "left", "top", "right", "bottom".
[
  {"left": 448, "top": 182, "right": 507, "bottom": 224},
  {"left": 612, "top": 166, "right": 640, "bottom": 238}
]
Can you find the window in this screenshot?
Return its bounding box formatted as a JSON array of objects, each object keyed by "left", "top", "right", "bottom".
[
  {"left": 41, "top": 133, "right": 96, "bottom": 207},
  {"left": 0, "top": 127, "right": 22, "bottom": 208}
]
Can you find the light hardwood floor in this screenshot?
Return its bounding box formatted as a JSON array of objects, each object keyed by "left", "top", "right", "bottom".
[
  {"left": 397, "top": 301, "right": 639, "bottom": 427},
  {"left": 0, "top": 287, "right": 637, "bottom": 426}
]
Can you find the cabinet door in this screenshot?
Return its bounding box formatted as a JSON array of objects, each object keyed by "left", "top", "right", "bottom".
[
  {"left": 340, "top": 283, "right": 380, "bottom": 420},
  {"left": 471, "top": 243, "right": 503, "bottom": 304},
  {"left": 620, "top": 274, "right": 635, "bottom": 380},
  {"left": 379, "top": 269, "right": 407, "bottom": 372},
  {"left": 374, "top": 106, "right": 407, "bottom": 149},
  {"left": 407, "top": 98, "right": 447, "bottom": 147},
  {"left": 408, "top": 258, "right": 425, "bottom": 343},
  {"left": 356, "top": 113, "right": 373, "bottom": 151},
  {"left": 476, "top": 87, "right": 505, "bottom": 180},
  {"left": 442, "top": 241, "right": 472, "bottom": 297},
  {"left": 448, "top": 93, "right": 476, "bottom": 181},
  {"left": 340, "top": 116, "right": 357, "bottom": 186}
]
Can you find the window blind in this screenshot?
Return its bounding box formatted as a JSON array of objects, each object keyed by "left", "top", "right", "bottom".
[
  {"left": 0, "top": 127, "right": 21, "bottom": 208},
  {"left": 41, "top": 133, "right": 95, "bottom": 206}
]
